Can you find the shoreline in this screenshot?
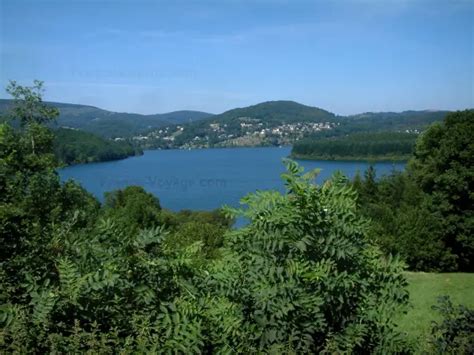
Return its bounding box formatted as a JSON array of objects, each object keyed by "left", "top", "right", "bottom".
[{"left": 290, "top": 153, "right": 409, "bottom": 163}]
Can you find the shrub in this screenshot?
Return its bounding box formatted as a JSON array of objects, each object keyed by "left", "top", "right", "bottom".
[
  {"left": 429, "top": 296, "right": 474, "bottom": 354},
  {"left": 202, "top": 161, "right": 410, "bottom": 352}
]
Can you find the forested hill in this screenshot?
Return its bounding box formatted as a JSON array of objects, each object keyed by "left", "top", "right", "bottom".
[
  {"left": 138, "top": 101, "right": 339, "bottom": 148},
  {"left": 53, "top": 128, "right": 142, "bottom": 165},
  {"left": 326, "top": 110, "right": 450, "bottom": 137},
  {"left": 206, "top": 100, "right": 336, "bottom": 124},
  {"left": 288, "top": 110, "right": 451, "bottom": 161},
  {"left": 0, "top": 99, "right": 213, "bottom": 138},
  {"left": 137, "top": 101, "right": 451, "bottom": 149},
  {"left": 292, "top": 132, "right": 418, "bottom": 161}
]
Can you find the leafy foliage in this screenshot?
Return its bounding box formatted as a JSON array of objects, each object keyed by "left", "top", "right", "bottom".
[
  {"left": 201, "top": 160, "right": 410, "bottom": 353},
  {"left": 429, "top": 296, "right": 474, "bottom": 354},
  {"left": 354, "top": 171, "right": 457, "bottom": 271},
  {"left": 5, "top": 80, "right": 59, "bottom": 127},
  {"left": 102, "top": 185, "right": 162, "bottom": 234},
  {"left": 409, "top": 110, "right": 474, "bottom": 271}
]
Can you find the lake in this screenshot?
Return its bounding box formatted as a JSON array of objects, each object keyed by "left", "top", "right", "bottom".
[{"left": 59, "top": 147, "right": 405, "bottom": 211}]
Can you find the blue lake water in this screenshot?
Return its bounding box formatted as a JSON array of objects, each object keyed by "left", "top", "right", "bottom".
[{"left": 59, "top": 147, "right": 405, "bottom": 211}]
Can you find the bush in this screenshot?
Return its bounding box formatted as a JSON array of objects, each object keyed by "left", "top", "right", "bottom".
[
  {"left": 429, "top": 296, "right": 474, "bottom": 354},
  {"left": 102, "top": 185, "right": 162, "bottom": 232},
  {"left": 202, "top": 161, "right": 410, "bottom": 352}
]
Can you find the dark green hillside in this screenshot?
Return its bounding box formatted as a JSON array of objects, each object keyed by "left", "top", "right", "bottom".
[
  {"left": 323, "top": 110, "right": 450, "bottom": 137},
  {"left": 209, "top": 100, "right": 336, "bottom": 124},
  {"left": 53, "top": 128, "right": 142, "bottom": 165},
  {"left": 0, "top": 99, "right": 213, "bottom": 138},
  {"left": 158, "top": 110, "right": 214, "bottom": 125},
  {"left": 292, "top": 132, "right": 418, "bottom": 161}
]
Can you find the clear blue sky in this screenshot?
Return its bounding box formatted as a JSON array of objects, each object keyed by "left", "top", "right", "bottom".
[{"left": 1, "top": 0, "right": 472, "bottom": 115}]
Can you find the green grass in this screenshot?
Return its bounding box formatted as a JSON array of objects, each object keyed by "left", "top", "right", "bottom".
[{"left": 396, "top": 272, "right": 474, "bottom": 348}]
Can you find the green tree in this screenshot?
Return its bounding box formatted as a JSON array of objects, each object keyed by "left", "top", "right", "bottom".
[
  {"left": 361, "top": 165, "right": 378, "bottom": 204},
  {"left": 5, "top": 80, "right": 59, "bottom": 155},
  {"left": 0, "top": 81, "right": 99, "bottom": 306},
  {"left": 354, "top": 169, "right": 458, "bottom": 271},
  {"left": 103, "top": 186, "right": 162, "bottom": 232},
  {"left": 352, "top": 170, "right": 363, "bottom": 194},
  {"left": 409, "top": 110, "right": 474, "bottom": 271}
]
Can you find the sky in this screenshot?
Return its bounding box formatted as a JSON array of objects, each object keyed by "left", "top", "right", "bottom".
[{"left": 0, "top": 0, "right": 472, "bottom": 115}]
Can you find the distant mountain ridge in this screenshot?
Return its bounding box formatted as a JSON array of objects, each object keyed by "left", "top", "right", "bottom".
[
  {"left": 135, "top": 101, "right": 453, "bottom": 149},
  {"left": 347, "top": 110, "right": 448, "bottom": 121},
  {"left": 0, "top": 99, "right": 213, "bottom": 138},
  {"left": 0, "top": 99, "right": 456, "bottom": 146}
]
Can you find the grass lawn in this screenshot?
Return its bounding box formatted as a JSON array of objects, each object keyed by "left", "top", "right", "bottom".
[{"left": 395, "top": 272, "right": 474, "bottom": 349}]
